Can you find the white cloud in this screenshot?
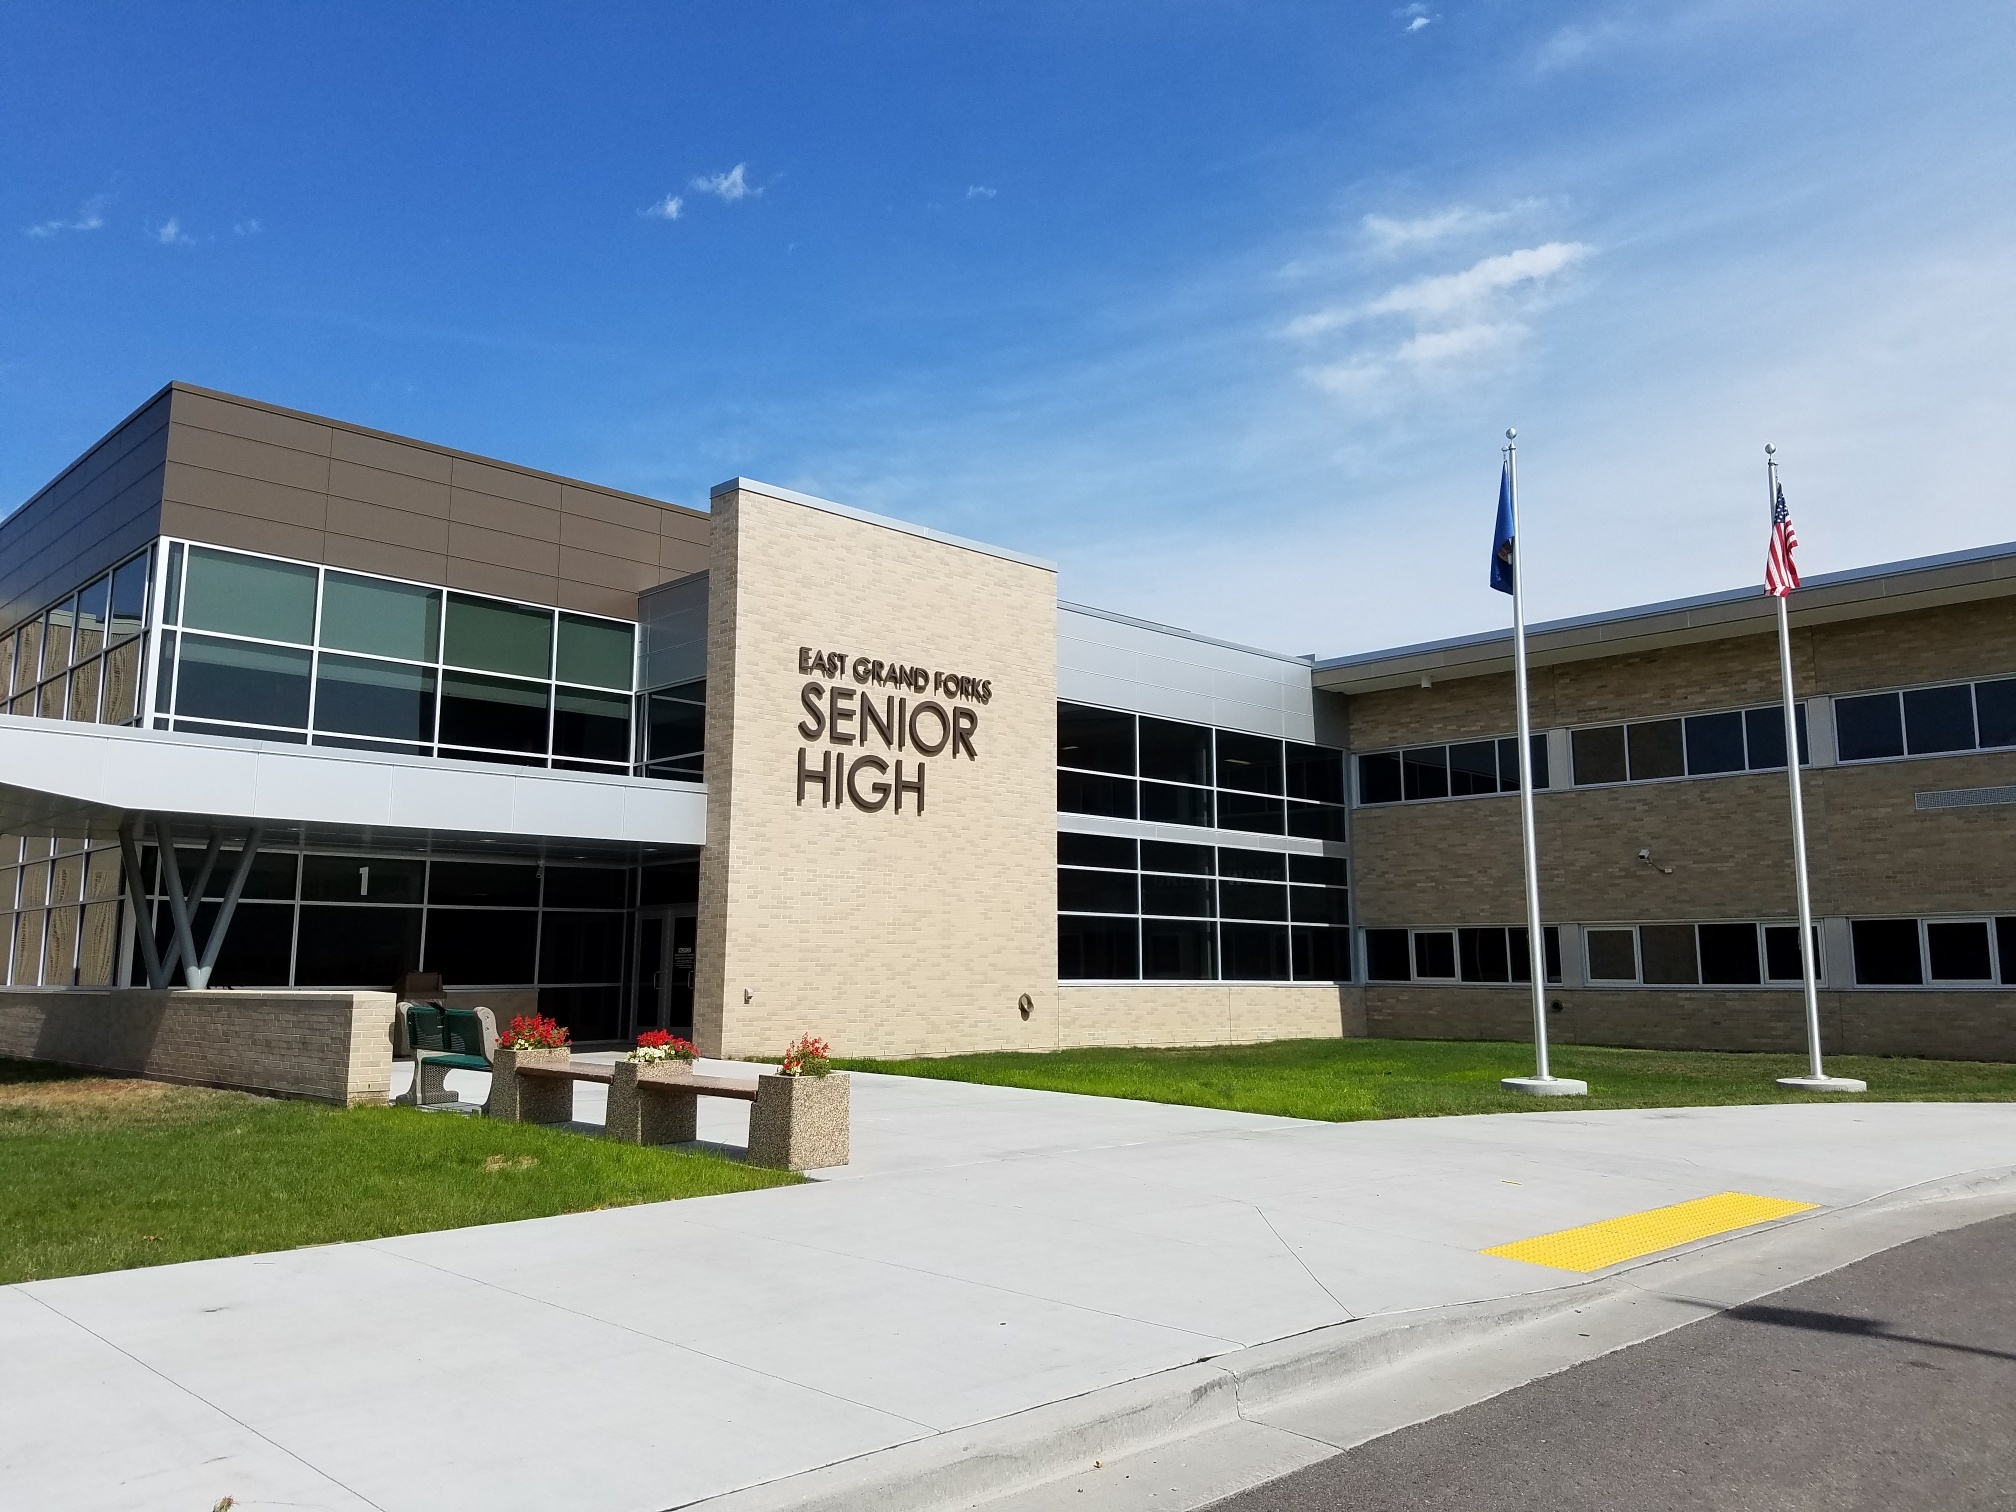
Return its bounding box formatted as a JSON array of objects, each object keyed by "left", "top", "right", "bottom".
[
  {"left": 966, "top": 185, "right": 998, "bottom": 200},
  {"left": 690, "top": 163, "right": 755, "bottom": 202},
  {"left": 1366, "top": 241, "right": 1592, "bottom": 319},
  {"left": 1361, "top": 204, "right": 1517, "bottom": 253},
  {"left": 25, "top": 196, "right": 107, "bottom": 238},
  {"left": 153, "top": 218, "right": 194, "bottom": 245},
  {"left": 234, "top": 218, "right": 262, "bottom": 236},
  {"left": 641, "top": 194, "right": 684, "bottom": 221},
  {"left": 1406, "top": 16, "right": 1432, "bottom": 31}
]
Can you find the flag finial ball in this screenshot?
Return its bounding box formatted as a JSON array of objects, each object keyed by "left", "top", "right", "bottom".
[
  {"left": 1765, "top": 442, "right": 1776, "bottom": 455},
  {"left": 1505, "top": 427, "right": 1516, "bottom": 441}
]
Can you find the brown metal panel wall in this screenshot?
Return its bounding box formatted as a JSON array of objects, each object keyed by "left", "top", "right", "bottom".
[{"left": 0, "top": 390, "right": 171, "bottom": 631}]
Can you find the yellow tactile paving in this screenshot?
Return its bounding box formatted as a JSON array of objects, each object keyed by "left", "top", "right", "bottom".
[{"left": 1482, "top": 1192, "right": 1819, "bottom": 1272}]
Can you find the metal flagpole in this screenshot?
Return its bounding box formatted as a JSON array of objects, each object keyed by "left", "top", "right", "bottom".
[
  {"left": 1500, "top": 429, "right": 1586, "bottom": 1097},
  {"left": 1766, "top": 444, "right": 1864, "bottom": 1093}
]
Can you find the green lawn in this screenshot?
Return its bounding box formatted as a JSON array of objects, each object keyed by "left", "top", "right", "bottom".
[
  {"left": 0, "top": 1059, "right": 799, "bottom": 1284},
  {"left": 843, "top": 1038, "right": 2016, "bottom": 1123}
]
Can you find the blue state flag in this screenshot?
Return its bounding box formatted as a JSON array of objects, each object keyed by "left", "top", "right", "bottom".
[{"left": 1489, "top": 461, "right": 1515, "bottom": 595}]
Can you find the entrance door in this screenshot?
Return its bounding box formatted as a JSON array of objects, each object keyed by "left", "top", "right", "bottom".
[{"left": 634, "top": 908, "right": 697, "bottom": 1038}]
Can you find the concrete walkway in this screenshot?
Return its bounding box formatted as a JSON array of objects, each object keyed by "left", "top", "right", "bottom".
[{"left": 4, "top": 1068, "right": 2013, "bottom": 1512}]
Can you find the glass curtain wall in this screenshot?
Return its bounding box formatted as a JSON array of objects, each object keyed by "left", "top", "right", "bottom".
[
  {"left": 0, "top": 832, "right": 125, "bottom": 986},
  {"left": 128, "top": 846, "right": 639, "bottom": 1040},
  {"left": 149, "top": 541, "right": 637, "bottom": 770},
  {"left": 1, "top": 549, "right": 153, "bottom": 726}
]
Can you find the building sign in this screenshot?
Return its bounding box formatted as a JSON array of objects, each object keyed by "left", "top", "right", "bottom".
[{"left": 793, "top": 646, "right": 991, "bottom": 814}]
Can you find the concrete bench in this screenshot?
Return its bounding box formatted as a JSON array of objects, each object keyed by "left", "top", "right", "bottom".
[
  {"left": 399, "top": 1004, "right": 496, "bottom": 1109},
  {"left": 487, "top": 1051, "right": 848, "bottom": 1170}
]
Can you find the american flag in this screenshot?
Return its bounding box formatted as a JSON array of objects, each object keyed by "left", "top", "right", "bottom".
[{"left": 1765, "top": 483, "right": 1800, "bottom": 598}]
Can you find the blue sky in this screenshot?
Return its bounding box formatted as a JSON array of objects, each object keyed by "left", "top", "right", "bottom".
[{"left": 6, "top": 1, "right": 2014, "bottom": 656}]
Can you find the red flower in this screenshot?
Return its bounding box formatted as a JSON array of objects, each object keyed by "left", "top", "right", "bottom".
[{"left": 500, "top": 1013, "right": 570, "bottom": 1050}]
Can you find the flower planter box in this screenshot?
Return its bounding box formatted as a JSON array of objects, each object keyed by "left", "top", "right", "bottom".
[
  {"left": 747, "top": 1072, "right": 850, "bottom": 1171},
  {"left": 486, "top": 1046, "right": 574, "bottom": 1125},
  {"left": 605, "top": 1059, "right": 699, "bottom": 1146}
]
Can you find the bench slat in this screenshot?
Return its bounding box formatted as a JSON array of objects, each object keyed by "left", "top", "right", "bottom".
[{"left": 512, "top": 1063, "right": 760, "bottom": 1101}]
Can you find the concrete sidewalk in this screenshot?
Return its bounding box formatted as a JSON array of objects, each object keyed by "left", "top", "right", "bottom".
[{"left": 5, "top": 1072, "right": 2014, "bottom": 1512}]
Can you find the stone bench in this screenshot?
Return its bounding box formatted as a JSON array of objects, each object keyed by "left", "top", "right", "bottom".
[{"left": 486, "top": 1048, "right": 849, "bottom": 1171}]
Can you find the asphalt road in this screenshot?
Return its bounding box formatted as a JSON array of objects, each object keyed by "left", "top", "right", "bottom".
[{"left": 1209, "top": 1212, "right": 2016, "bottom": 1512}]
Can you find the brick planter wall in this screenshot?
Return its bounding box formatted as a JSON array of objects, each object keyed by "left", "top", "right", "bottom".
[{"left": 0, "top": 988, "right": 397, "bottom": 1105}]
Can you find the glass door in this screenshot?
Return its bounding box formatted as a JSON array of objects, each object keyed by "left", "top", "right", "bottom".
[{"left": 634, "top": 908, "right": 696, "bottom": 1038}]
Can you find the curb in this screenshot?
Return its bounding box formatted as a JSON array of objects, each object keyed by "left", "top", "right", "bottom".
[{"left": 679, "top": 1166, "right": 2016, "bottom": 1512}]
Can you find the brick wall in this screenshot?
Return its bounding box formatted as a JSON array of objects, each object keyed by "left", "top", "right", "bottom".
[
  {"left": 1057, "top": 984, "right": 1361, "bottom": 1048},
  {"left": 0, "top": 988, "right": 397, "bottom": 1104}
]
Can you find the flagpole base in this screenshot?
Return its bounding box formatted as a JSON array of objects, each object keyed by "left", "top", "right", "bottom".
[
  {"left": 1502, "top": 1075, "right": 1589, "bottom": 1097},
  {"left": 1776, "top": 1074, "right": 1867, "bottom": 1093}
]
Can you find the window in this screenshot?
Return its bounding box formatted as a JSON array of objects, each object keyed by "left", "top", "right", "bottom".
[
  {"left": 0, "top": 549, "right": 151, "bottom": 729},
  {"left": 1848, "top": 916, "right": 2015, "bottom": 987},
  {"left": 1058, "top": 702, "right": 1135, "bottom": 775},
  {"left": 1851, "top": 919, "right": 1922, "bottom": 985},
  {"left": 643, "top": 680, "right": 706, "bottom": 781},
  {"left": 1574, "top": 704, "right": 1808, "bottom": 786},
  {"left": 1585, "top": 928, "right": 1638, "bottom": 982},
  {"left": 1926, "top": 921, "right": 1992, "bottom": 981},
  {"left": 1834, "top": 677, "right": 2016, "bottom": 763},
  {"left": 1056, "top": 830, "right": 1349, "bottom": 982},
  {"left": 314, "top": 654, "right": 436, "bottom": 744},
  {"left": 176, "top": 636, "right": 312, "bottom": 730},
  {"left": 1140, "top": 717, "right": 1212, "bottom": 785},
  {"left": 1364, "top": 925, "right": 1562, "bottom": 984},
  {"left": 1357, "top": 735, "right": 1547, "bottom": 805},
  {"left": 445, "top": 593, "right": 552, "bottom": 679},
  {"left": 555, "top": 613, "right": 635, "bottom": 691},
  {"left": 1585, "top": 921, "right": 1821, "bottom": 986},
  {"left": 440, "top": 670, "right": 549, "bottom": 754},
  {"left": 183, "top": 546, "right": 317, "bottom": 644},
  {"left": 321, "top": 572, "right": 440, "bottom": 661}
]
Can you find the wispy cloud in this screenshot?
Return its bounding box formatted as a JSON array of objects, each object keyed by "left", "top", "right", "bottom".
[
  {"left": 1398, "top": 4, "right": 1434, "bottom": 32},
  {"left": 25, "top": 196, "right": 108, "bottom": 238},
  {"left": 1367, "top": 241, "right": 1591, "bottom": 318},
  {"left": 153, "top": 217, "right": 194, "bottom": 245},
  {"left": 234, "top": 218, "right": 262, "bottom": 236},
  {"left": 966, "top": 184, "right": 998, "bottom": 200},
  {"left": 690, "top": 163, "right": 755, "bottom": 202},
  {"left": 1361, "top": 204, "right": 1522, "bottom": 254},
  {"left": 641, "top": 194, "right": 684, "bottom": 221}
]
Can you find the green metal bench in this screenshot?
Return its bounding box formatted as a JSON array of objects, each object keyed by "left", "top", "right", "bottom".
[{"left": 401, "top": 1003, "right": 496, "bottom": 1108}]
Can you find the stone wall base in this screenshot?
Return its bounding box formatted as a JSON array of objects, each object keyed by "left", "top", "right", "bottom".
[
  {"left": 1364, "top": 986, "right": 2016, "bottom": 1062},
  {"left": 0, "top": 987, "right": 398, "bottom": 1105}
]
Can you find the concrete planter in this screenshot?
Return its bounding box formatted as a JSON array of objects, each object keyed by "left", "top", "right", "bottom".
[
  {"left": 606, "top": 1058, "right": 699, "bottom": 1145},
  {"left": 748, "top": 1072, "right": 850, "bottom": 1171},
  {"left": 486, "top": 1046, "right": 573, "bottom": 1124}
]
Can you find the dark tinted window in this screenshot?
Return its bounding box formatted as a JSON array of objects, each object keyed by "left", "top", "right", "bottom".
[
  {"left": 544, "top": 867, "right": 628, "bottom": 908},
  {"left": 1141, "top": 917, "right": 1213, "bottom": 979},
  {"left": 1498, "top": 735, "right": 1550, "bottom": 790},
  {"left": 1216, "top": 731, "right": 1283, "bottom": 794},
  {"left": 1572, "top": 725, "right": 1627, "bottom": 785},
  {"left": 1627, "top": 720, "right": 1685, "bottom": 781},
  {"left": 1058, "top": 868, "right": 1137, "bottom": 914},
  {"left": 177, "top": 635, "right": 312, "bottom": 728},
  {"left": 1216, "top": 791, "right": 1285, "bottom": 834},
  {"left": 316, "top": 655, "right": 436, "bottom": 743},
  {"left": 440, "top": 671, "right": 549, "bottom": 753},
  {"left": 639, "top": 862, "right": 699, "bottom": 907},
  {"left": 1290, "top": 886, "right": 1350, "bottom": 926},
  {"left": 1999, "top": 918, "right": 2016, "bottom": 985},
  {"left": 1585, "top": 928, "right": 1637, "bottom": 981},
  {"left": 539, "top": 985, "right": 623, "bottom": 1042},
  {"left": 1412, "top": 930, "right": 1456, "bottom": 979},
  {"left": 1764, "top": 925, "right": 1817, "bottom": 981},
  {"left": 1138, "top": 717, "right": 1212, "bottom": 784},
  {"left": 1141, "top": 840, "right": 1213, "bottom": 874},
  {"left": 1061, "top": 914, "right": 1137, "bottom": 979},
  {"left": 1292, "top": 927, "right": 1350, "bottom": 982},
  {"left": 1835, "top": 693, "right": 1904, "bottom": 762},
  {"left": 1638, "top": 924, "right": 1699, "bottom": 984},
  {"left": 1057, "top": 703, "right": 1135, "bottom": 774},
  {"left": 1851, "top": 919, "right": 1922, "bottom": 984},
  {"left": 1218, "top": 880, "right": 1287, "bottom": 921},
  {"left": 1140, "top": 781, "right": 1214, "bottom": 827},
  {"left": 1509, "top": 925, "right": 1562, "bottom": 984},
  {"left": 1141, "top": 874, "right": 1213, "bottom": 917},
  {"left": 1903, "top": 685, "right": 1976, "bottom": 755},
  {"left": 1977, "top": 680, "right": 2016, "bottom": 749},
  {"left": 1286, "top": 803, "right": 1348, "bottom": 842},
  {"left": 1289, "top": 854, "right": 1349, "bottom": 887},
  {"left": 1697, "top": 923, "right": 1761, "bottom": 984},
  {"left": 1459, "top": 927, "right": 1510, "bottom": 983},
  {"left": 109, "top": 553, "right": 150, "bottom": 639},
  {"left": 1925, "top": 920, "right": 1992, "bottom": 981},
  {"left": 1402, "top": 746, "right": 1449, "bottom": 800},
  {"left": 429, "top": 861, "right": 540, "bottom": 906},
  {"left": 1365, "top": 928, "right": 1411, "bottom": 981},
  {"left": 1222, "top": 922, "right": 1290, "bottom": 980},
  {"left": 295, "top": 904, "right": 421, "bottom": 987},
  {"left": 552, "top": 688, "right": 629, "bottom": 763},
  {"left": 647, "top": 690, "right": 706, "bottom": 763},
  {"left": 1684, "top": 712, "right": 1745, "bottom": 775},
  {"left": 1217, "top": 848, "right": 1287, "bottom": 881},
  {"left": 196, "top": 901, "right": 295, "bottom": 988},
  {"left": 1058, "top": 832, "right": 1137, "bottom": 869},
  {"left": 424, "top": 908, "right": 538, "bottom": 984},
  {"left": 1447, "top": 741, "right": 1499, "bottom": 796},
  {"left": 538, "top": 911, "right": 627, "bottom": 982},
  {"left": 1058, "top": 770, "right": 1136, "bottom": 819},
  {"left": 302, "top": 855, "right": 425, "bottom": 903},
  {"left": 1285, "top": 743, "right": 1346, "bottom": 804},
  {"left": 1357, "top": 751, "right": 1403, "bottom": 804}
]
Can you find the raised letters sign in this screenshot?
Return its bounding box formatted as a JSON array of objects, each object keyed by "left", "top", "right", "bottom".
[{"left": 793, "top": 646, "right": 991, "bottom": 815}]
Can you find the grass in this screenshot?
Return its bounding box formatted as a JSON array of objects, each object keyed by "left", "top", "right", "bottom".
[
  {"left": 0, "top": 1059, "right": 800, "bottom": 1284},
  {"left": 842, "top": 1038, "right": 2016, "bottom": 1124}
]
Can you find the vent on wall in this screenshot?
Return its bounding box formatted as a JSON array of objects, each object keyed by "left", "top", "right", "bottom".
[{"left": 1916, "top": 785, "right": 2016, "bottom": 811}]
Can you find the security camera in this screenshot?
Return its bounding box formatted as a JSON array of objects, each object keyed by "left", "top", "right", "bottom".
[{"left": 1637, "top": 848, "right": 1651, "bottom": 860}]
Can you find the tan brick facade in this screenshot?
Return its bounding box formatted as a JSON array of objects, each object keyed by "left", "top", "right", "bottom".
[
  {"left": 1059, "top": 984, "right": 1361, "bottom": 1047},
  {"left": 695, "top": 487, "right": 1061, "bottom": 1059},
  {"left": 0, "top": 988, "right": 396, "bottom": 1104}
]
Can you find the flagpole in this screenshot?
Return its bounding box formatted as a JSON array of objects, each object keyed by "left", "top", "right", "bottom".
[
  {"left": 1766, "top": 443, "right": 1865, "bottom": 1094},
  {"left": 1500, "top": 429, "right": 1586, "bottom": 1098}
]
